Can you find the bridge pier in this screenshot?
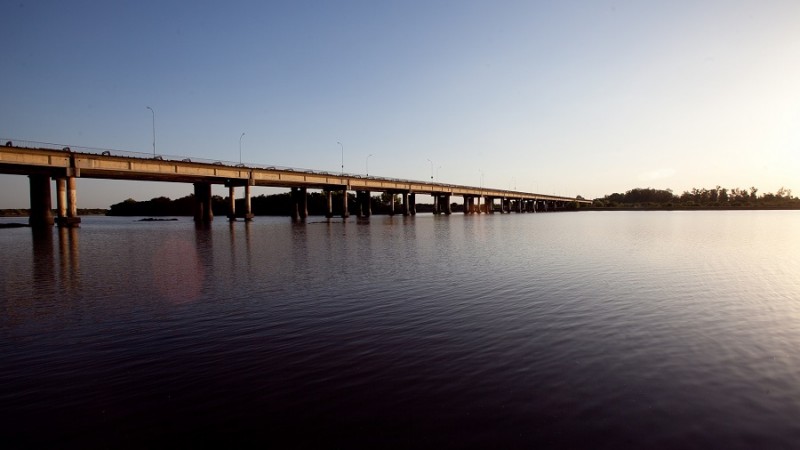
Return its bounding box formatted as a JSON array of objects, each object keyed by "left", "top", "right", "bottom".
[
  {"left": 228, "top": 186, "right": 236, "bottom": 221},
  {"left": 341, "top": 188, "right": 349, "bottom": 218},
  {"left": 432, "top": 195, "right": 440, "bottom": 215},
  {"left": 443, "top": 194, "right": 452, "bottom": 215},
  {"left": 243, "top": 183, "right": 254, "bottom": 221},
  {"left": 28, "top": 174, "right": 54, "bottom": 228},
  {"left": 409, "top": 193, "right": 416, "bottom": 215},
  {"left": 290, "top": 187, "right": 308, "bottom": 221},
  {"left": 388, "top": 192, "right": 396, "bottom": 216},
  {"left": 325, "top": 190, "right": 334, "bottom": 218},
  {"left": 357, "top": 190, "right": 371, "bottom": 218},
  {"left": 193, "top": 182, "right": 213, "bottom": 223},
  {"left": 402, "top": 192, "right": 410, "bottom": 216}
]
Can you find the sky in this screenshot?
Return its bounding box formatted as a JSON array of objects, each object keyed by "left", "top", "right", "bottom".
[{"left": 2, "top": 0, "right": 799, "bottom": 208}]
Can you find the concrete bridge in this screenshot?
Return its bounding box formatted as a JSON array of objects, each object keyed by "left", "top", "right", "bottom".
[{"left": 0, "top": 142, "right": 591, "bottom": 227}]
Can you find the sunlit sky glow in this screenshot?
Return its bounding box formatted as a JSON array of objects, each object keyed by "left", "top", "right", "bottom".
[{"left": 2, "top": 0, "right": 799, "bottom": 208}]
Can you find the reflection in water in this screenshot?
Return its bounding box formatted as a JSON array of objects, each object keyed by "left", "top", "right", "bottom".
[
  {"left": 150, "top": 227, "right": 208, "bottom": 304},
  {"left": 31, "top": 228, "right": 54, "bottom": 294},
  {"left": 57, "top": 227, "right": 80, "bottom": 295}
]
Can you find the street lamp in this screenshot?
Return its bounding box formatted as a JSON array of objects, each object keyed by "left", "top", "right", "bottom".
[
  {"left": 427, "top": 158, "right": 433, "bottom": 181},
  {"left": 146, "top": 106, "right": 155, "bottom": 155},
  {"left": 239, "top": 132, "right": 245, "bottom": 164},
  {"left": 338, "top": 141, "right": 344, "bottom": 175},
  {"left": 366, "top": 154, "right": 373, "bottom": 176}
]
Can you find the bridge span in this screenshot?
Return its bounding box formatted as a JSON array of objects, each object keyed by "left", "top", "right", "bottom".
[{"left": 0, "top": 143, "right": 590, "bottom": 227}]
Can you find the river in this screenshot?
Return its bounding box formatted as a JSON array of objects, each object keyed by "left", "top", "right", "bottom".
[{"left": 1, "top": 211, "right": 799, "bottom": 448}]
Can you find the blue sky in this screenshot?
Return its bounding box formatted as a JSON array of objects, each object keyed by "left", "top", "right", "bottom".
[{"left": 2, "top": 0, "right": 799, "bottom": 208}]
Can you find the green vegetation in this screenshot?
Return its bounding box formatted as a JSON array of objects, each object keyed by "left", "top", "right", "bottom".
[
  {"left": 0, "top": 208, "right": 107, "bottom": 217},
  {"left": 592, "top": 186, "right": 799, "bottom": 209},
  {"left": 107, "top": 192, "right": 410, "bottom": 217}
]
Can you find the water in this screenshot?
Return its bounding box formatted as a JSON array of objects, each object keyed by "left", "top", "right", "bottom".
[{"left": 1, "top": 211, "right": 799, "bottom": 448}]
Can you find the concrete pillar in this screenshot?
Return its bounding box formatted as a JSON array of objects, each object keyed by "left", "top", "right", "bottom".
[
  {"left": 67, "top": 177, "right": 78, "bottom": 219},
  {"left": 389, "top": 192, "right": 395, "bottom": 216},
  {"left": 244, "top": 183, "right": 254, "bottom": 221},
  {"left": 409, "top": 193, "right": 416, "bottom": 215},
  {"left": 342, "top": 189, "right": 350, "bottom": 218},
  {"left": 28, "top": 174, "right": 54, "bottom": 228},
  {"left": 432, "top": 195, "right": 439, "bottom": 215},
  {"left": 518, "top": 198, "right": 523, "bottom": 213},
  {"left": 56, "top": 178, "right": 67, "bottom": 221},
  {"left": 300, "top": 187, "right": 308, "bottom": 219},
  {"left": 194, "top": 182, "right": 213, "bottom": 223},
  {"left": 444, "top": 194, "right": 452, "bottom": 215},
  {"left": 358, "top": 191, "right": 371, "bottom": 218},
  {"left": 55, "top": 177, "right": 80, "bottom": 227},
  {"left": 476, "top": 196, "right": 482, "bottom": 214},
  {"left": 290, "top": 187, "right": 301, "bottom": 221},
  {"left": 326, "top": 190, "right": 334, "bottom": 218},
  {"left": 228, "top": 186, "right": 237, "bottom": 221},
  {"left": 402, "top": 192, "right": 409, "bottom": 216}
]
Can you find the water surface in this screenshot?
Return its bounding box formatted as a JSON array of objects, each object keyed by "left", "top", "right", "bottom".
[{"left": 1, "top": 211, "right": 799, "bottom": 448}]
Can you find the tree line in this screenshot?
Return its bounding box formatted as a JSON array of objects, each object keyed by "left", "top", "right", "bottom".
[
  {"left": 593, "top": 186, "right": 799, "bottom": 208},
  {"left": 107, "top": 192, "right": 421, "bottom": 217}
]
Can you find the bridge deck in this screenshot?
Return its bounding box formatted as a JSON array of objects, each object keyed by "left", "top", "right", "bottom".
[{"left": 0, "top": 144, "right": 589, "bottom": 203}]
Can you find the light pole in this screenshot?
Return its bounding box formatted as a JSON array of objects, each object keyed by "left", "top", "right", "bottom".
[
  {"left": 338, "top": 141, "right": 344, "bottom": 175},
  {"left": 146, "top": 106, "right": 155, "bottom": 155},
  {"left": 366, "top": 154, "right": 373, "bottom": 176},
  {"left": 427, "top": 159, "right": 433, "bottom": 181},
  {"left": 239, "top": 132, "right": 245, "bottom": 164}
]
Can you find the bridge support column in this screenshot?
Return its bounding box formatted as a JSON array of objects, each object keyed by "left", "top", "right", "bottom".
[
  {"left": 193, "top": 182, "right": 213, "bottom": 223},
  {"left": 357, "top": 191, "right": 371, "bottom": 218},
  {"left": 443, "top": 194, "right": 451, "bottom": 215},
  {"left": 432, "top": 195, "right": 440, "bottom": 215},
  {"left": 28, "top": 174, "right": 54, "bottom": 228},
  {"left": 402, "top": 192, "right": 409, "bottom": 216},
  {"left": 244, "top": 183, "right": 254, "bottom": 221},
  {"left": 326, "top": 190, "right": 334, "bottom": 218},
  {"left": 388, "top": 192, "right": 395, "bottom": 216},
  {"left": 341, "top": 189, "right": 350, "bottom": 218},
  {"left": 300, "top": 187, "right": 308, "bottom": 219},
  {"left": 228, "top": 186, "right": 237, "bottom": 221},
  {"left": 290, "top": 187, "right": 308, "bottom": 221},
  {"left": 476, "top": 196, "right": 482, "bottom": 214},
  {"left": 409, "top": 193, "right": 416, "bottom": 215}
]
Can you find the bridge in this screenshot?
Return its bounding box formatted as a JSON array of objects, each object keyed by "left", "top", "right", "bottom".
[{"left": 0, "top": 141, "right": 591, "bottom": 227}]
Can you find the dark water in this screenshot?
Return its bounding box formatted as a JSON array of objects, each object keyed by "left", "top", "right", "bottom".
[{"left": 1, "top": 211, "right": 799, "bottom": 448}]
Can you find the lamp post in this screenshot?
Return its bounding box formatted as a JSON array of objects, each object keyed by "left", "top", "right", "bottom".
[
  {"left": 146, "top": 106, "right": 155, "bottom": 155},
  {"left": 338, "top": 141, "right": 344, "bottom": 175},
  {"left": 239, "top": 132, "right": 245, "bottom": 164},
  {"left": 427, "top": 158, "right": 433, "bottom": 181},
  {"left": 366, "top": 154, "right": 373, "bottom": 176}
]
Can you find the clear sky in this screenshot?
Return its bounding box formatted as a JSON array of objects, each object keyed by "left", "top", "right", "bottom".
[{"left": 2, "top": 0, "right": 799, "bottom": 208}]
